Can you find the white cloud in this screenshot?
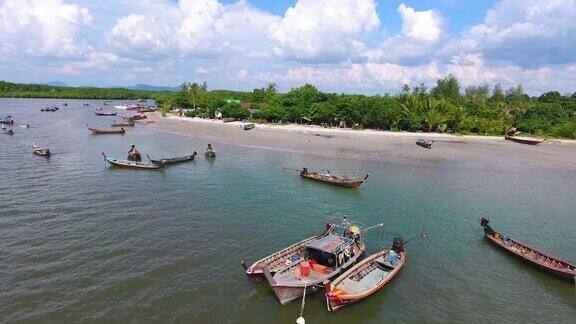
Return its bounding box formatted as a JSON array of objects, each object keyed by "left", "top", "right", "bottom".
[
  {"left": 465, "top": 0, "right": 576, "bottom": 67},
  {"left": 107, "top": 0, "right": 278, "bottom": 60},
  {"left": 256, "top": 64, "right": 366, "bottom": 88},
  {"left": 365, "top": 4, "right": 445, "bottom": 65},
  {"left": 268, "top": 0, "right": 380, "bottom": 62},
  {"left": 0, "top": 0, "right": 92, "bottom": 57},
  {"left": 397, "top": 3, "right": 444, "bottom": 42},
  {"left": 366, "top": 62, "right": 440, "bottom": 87}
]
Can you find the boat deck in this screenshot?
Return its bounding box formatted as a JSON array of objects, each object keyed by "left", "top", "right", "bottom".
[
  {"left": 274, "top": 259, "right": 334, "bottom": 285},
  {"left": 336, "top": 257, "right": 394, "bottom": 295}
]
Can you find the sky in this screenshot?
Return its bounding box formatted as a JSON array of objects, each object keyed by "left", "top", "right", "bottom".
[{"left": 1, "top": 0, "right": 575, "bottom": 95}]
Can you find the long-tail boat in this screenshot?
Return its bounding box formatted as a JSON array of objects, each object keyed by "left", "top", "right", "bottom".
[
  {"left": 504, "top": 129, "right": 546, "bottom": 145},
  {"left": 33, "top": 144, "right": 51, "bottom": 157},
  {"left": 324, "top": 237, "right": 406, "bottom": 311},
  {"left": 2, "top": 128, "right": 13, "bottom": 135},
  {"left": 150, "top": 152, "right": 197, "bottom": 166},
  {"left": 416, "top": 138, "right": 434, "bottom": 149},
  {"left": 122, "top": 114, "right": 147, "bottom": 122},
  {"left": 102, "top": 153, "right": 163, "bottom": 170},
  {"left": 480, "top": 218, "right": 575, "bottom": 282},
  {"left": 111, "top": 120, "right": 135, "bottom": 127},
  {"left": 242, "top": 223, "right": 334, "bottom": 282},
  {"left": 262, "top": 220, "right": 383, "bottom": 305},
  {"left": 94, "top": 111, "right": 117, "bottom": 116},
  {"left": 87, "top": 125, "right": 125, "bottom": 135},
  {"left": 300, "top": 168, "right": 369, "bottom": 189}
]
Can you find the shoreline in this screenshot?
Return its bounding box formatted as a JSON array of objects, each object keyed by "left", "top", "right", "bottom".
[{"left": 145, "top": 114, "right": 576, "bottom": 171}]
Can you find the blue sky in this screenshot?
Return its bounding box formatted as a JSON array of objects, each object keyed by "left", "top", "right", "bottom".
[{"left": 1, "top": 0, "right": 575, "bottom": 95}]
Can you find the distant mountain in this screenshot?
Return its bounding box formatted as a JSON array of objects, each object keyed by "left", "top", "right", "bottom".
[
  {"left": 45, "top": 81, "right": 67, "bottom": 87},
  {"left": 126, "top": 84, "right": 180, "bottom": 92}
]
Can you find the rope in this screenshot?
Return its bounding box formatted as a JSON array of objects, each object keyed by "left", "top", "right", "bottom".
[{"left": 299, "top": 285, "right": 306, "bottom": 317}]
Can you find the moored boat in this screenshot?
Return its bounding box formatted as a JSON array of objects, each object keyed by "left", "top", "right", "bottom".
[
  {"left": 242, "top": 224, "right": 334, "bottom": 282},
  {"left": 94, "top": 111, "right": 117, "bottom": 116},
  {"left": 480, "top": 218, "right": 575, "bottom": 282},
  {"left": 150, "top": 152, "right": 197, "bottom": 166},
  {"left": 324, "top": 237, "right": 406, "bottom": 311},
  {"left": 122, "top": 114, "right": 147, "bottom": 122},
  {"left": 2, "top": 128, "right": 14, "bottom": 135},
  {"left": 416, "top": 138, "right": 434, "bottom": 149},
  {"left": 102, "top": 153, "right": 163, "bottom": 170},
  {"left": 87, "top": 125, "right": 126, "bottom": 135},
  {"left": 300, "top": 168, "right": 369, "bottom": 189},
  {"left": 205, "top": 151, "right": 216, "bottom": 158},
  {"left": 33, "top": 144, "right": 51, "bottom": 157},
  {"left": 1, "top": 116, "right": 14, "bottom": 125},
  {"left": 262, "top": 220, "right": 382, "bottom": 305},
  {"left": 111, "top": 120, "right": 135, "bottom": 127}
]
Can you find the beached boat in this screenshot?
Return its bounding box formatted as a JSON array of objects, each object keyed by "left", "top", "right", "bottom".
[
  {"left": 123, "top": 114, "right": 147, "bottom": 122},
  {"left": 300, "top": 168, "right": 369, "bottom": 189},
  {"left": 324, "top": 237, "right": 406, "bottom": 311},
  {"left": 150, "top": 152, "right": 197, "bottom": 166},
  {"left": 33, "top": 144, "right": 51, "bottom": 157},
  {"left": 480, "top": 218, "right": 575, "bottom": 282},
  {"left": 94, "top": 111, "right": 117, "bottom": 116},
  {"left": 111, "top": 120, "right": 134, "bottom": 127},
  {"left": 262, "top": 220, "right": 381, "bottom": 305},
  {"left": 504, "top": 134, "right": 545, "bottom": 145},
  {"left": 242, "top": 224, "right": 334, "bottom": 282},
  {"left": 222, "top": 117, "right": 235, "bottom": 123},
  {"left": 244, "top": 123, "right": 255, "bottom": 131},
  {"left": 137, "top": 108, "right": 155, "bottom": 113},
  {"left": 87, "top": 125, "right": 125, "bottom": 135},
  {"left": 416, "top": 139, "right": 434, "bottom": 149},
  {"left": 102, "top": 153, "right": 163, "bottom": 170}
]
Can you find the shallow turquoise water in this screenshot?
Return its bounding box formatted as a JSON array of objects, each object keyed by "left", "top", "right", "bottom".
[{"left": 1, "top": 98, "right": 575, "bottom": 323}]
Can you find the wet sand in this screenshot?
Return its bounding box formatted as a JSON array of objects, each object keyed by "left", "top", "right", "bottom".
[{"left": 146, "top": 114, "right": 576, "bottom": 171}]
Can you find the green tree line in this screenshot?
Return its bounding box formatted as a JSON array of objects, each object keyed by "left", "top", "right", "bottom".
[
  {"left": 0, "top": 81, "right": 160, "bottom": 99},
  {"left": 2, "top": 77, "right": 576, "bottom": 139}
]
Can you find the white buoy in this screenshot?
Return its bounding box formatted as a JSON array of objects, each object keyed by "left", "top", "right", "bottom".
[{"left": 296, "top": 316, "right": 305, "bottom": 324}]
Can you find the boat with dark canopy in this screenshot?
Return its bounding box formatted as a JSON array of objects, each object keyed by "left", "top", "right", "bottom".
[
  {"left": 102, "top": 153, "right": 163, "bottom": 170},
  {"left": 261, "top": 219, "right": 383, "bottom": 305},
  {"left": 480, "top": 218, "right": 575, "bottom": 282},
  {"left": 150, "top": 152, "right": 197, "bottom": 166},
  {"left": 300, "top": 168, "right": 369, "bottom": 189},
  {"left": 324, "top": 237, "right": 406, "bottom": 311}
]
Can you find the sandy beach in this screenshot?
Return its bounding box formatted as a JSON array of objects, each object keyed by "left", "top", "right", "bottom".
[{"left": 147, "top": 114, "right": 576, "bottom": 171}]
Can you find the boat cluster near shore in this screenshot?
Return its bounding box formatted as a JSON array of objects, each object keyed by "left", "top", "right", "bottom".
[{"left": 2, "top": 102, "right": 574, "bottom": 321}]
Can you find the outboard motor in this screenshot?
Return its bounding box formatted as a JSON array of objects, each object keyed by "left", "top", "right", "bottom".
[
  {"left": 302, "top": 167, "right": 308, "bottom": 174},
  {"left": 392, "top": 236, "right": 404, "bottom": 253}
]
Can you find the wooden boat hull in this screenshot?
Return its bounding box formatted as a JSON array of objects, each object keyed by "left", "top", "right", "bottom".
[
  {"left": 111, "top": 122, "right": 134, "bottom": 127},
  {"left": 89, "top": 128, "right": 125, "bottom": 135},
  {"left": 481, "top": 218, "right": 575, "bottom": 282},
  {"left": 416, "top": 139, "right": 433, "bottom": 149},
  {"left": 2, "top": 129, "right": 13, "bottom": 135},
  {"left": 123, "top": 115, "right": 147, "bottom": 121},
  {"left": 94, "top": 112, "right": 117, "bottom": 116},
  {"left": 150, "top": 153, "right": 196, "bottom": 166},
  {"left": 103, "top": 154, "right": 163, "bottom": 170},
  {"left": 242, "top": 234, "right": 327, "bottom": 282},
  {"left": 505, "top": 135, "right": 545, "bottom": 145},
  {"left": 244, "top": 124, "right": 255, "bottom": 131},
  {"left": 300, "top": 171, "right": 368, "bottom": 189},
  {"left": 325, "top": 249, "right": 406, "bottom": 311}
]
